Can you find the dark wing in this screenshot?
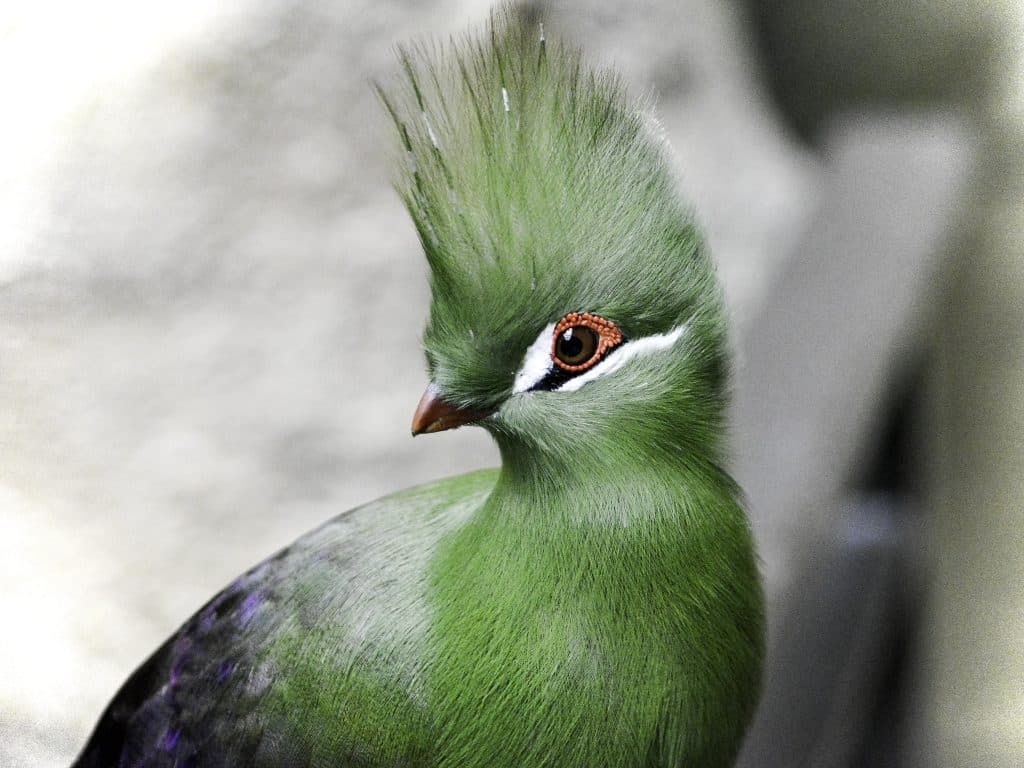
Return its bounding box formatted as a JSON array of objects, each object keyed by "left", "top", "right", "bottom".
[
  {"left": 72, "top": 543, "right": 312, "bottom": 768},
  {"left": 71, "top": 470, "right": 496, "bottom": 768}
]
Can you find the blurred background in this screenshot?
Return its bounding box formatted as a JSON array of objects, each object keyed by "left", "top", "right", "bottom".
[{"left": 1, "top": 1, "right": 1021, "bottom": 765}]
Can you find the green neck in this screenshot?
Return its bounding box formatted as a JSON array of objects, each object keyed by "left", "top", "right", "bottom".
[
  {"left": 426, "top": 428, "right": 762, "bottom": 768},
  {"left": 487, "top": 406, "right": 736, "bottom": 523}
]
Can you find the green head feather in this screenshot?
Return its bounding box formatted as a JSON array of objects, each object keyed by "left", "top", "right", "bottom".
[{"left": 377, "top": 7, "right": 726, "bottom": 445}]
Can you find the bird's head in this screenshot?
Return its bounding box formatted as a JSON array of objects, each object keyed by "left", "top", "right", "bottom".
[{"left": 380, "top": 9, "right": 729, "bottom": 476}]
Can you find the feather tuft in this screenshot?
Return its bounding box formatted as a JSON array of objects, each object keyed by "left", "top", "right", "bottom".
[{"left": 377, "top": 4, "right": 719, "bottom": 413}]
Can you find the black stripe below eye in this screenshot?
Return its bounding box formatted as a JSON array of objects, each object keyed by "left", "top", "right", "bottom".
[
  {"left": 526, "top": 337, "right": 625, "bottom": 392},
  {"left": 527, "top": 366, "right": 574, "bottom": 392}
]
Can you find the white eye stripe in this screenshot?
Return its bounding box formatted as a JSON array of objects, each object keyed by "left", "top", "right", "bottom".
[
  {"left": 512, "top": 322, "right": 556, "bottom": 394},
  {"left": 556, "top": 324, "right": 686, "bottom": 392},
  {"left": 511, "top": 322, "right": 687, "bottom": 395}
]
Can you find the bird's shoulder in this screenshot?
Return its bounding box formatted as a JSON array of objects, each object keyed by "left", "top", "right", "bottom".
[{"left": 73, "top": 468, "right": 498, "bottom": 768}]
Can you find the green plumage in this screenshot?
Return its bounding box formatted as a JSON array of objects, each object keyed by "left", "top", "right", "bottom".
[
  {"left": 73, "top": 6, "right": 763, "bottom": 768},
  {"left": 377, "top": 9, "right": 721, "bottom": 411}
]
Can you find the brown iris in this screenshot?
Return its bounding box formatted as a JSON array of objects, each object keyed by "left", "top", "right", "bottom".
[{"left": 551, "top": 312, "right": 623, "bottom": 372}]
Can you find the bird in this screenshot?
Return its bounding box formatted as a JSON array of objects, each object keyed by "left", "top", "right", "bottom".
[{"left": 72, "top": 7, "right": 764, "bottom": 768}]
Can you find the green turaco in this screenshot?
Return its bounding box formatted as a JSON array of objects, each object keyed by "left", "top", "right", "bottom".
[{"left": 73, "top": 8, "right": 764, "bottom": 768}]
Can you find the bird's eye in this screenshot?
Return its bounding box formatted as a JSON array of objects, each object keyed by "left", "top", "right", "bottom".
[
  {"left": 555, "top": 326, "right": 598, "bottom": 366},
  {"left": 551, "top": 312, "right": 623, "bottom": 372}
]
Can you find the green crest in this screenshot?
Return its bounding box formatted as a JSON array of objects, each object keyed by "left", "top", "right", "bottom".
[{"left": 377, "top": 6, "right": 721, "bottom": 410}]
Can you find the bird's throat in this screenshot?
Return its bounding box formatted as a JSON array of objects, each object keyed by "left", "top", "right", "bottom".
[{"left": 425, "top": 444, "right": 763, "bottom": 768}]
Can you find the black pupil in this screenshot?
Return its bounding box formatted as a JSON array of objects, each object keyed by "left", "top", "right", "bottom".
[
  {"left": 560, "top": 332, "right": 584, "bottom": 358},
  {"left": 557, "top": 326, "right": 598, "bottom": 364}
]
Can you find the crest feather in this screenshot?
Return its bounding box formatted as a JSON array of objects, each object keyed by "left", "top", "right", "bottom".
[
  {"left": 377, "top": 4, "right": 716, "bottom": 408},
  {"left": 376, "top": 6, "right": 677, "bottom": 289}
]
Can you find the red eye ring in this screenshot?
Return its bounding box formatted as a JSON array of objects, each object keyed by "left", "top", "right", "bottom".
[{"left": 550, "top": 312, "right": 623, "bottom": 372}]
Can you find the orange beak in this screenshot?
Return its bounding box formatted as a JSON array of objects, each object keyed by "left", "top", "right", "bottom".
[{"left": 411, "top": 383, "right": 494, "bottom": 435}]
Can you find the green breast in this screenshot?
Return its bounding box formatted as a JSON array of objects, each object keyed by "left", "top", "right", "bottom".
[
  {"left": 425, "top": 478, "right": 763, "bottom": 768},
  {"left": 253, "top": 466, "right": 760, "bottom": 768}
]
